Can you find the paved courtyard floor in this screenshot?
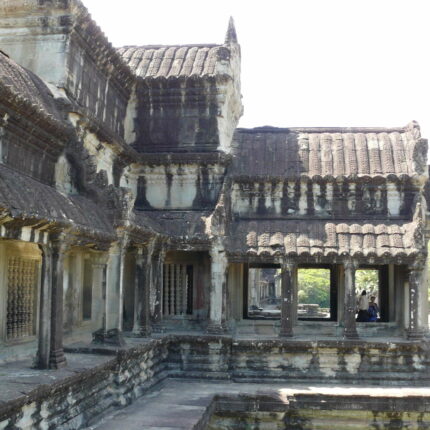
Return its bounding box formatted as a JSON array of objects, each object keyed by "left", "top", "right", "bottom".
[{"left": 86, "top": 379, "right": 430, "bottom": 430}]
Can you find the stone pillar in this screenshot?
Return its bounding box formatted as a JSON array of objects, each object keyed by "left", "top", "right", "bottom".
[
  {"left": 279, "top": 260, "right": 296, "bottom": 338},
  {"left": 36, "top": 245, "right": 52, "bottom": 369},
  {"left": 117, "top": 239, "right": 128, "bottom": 333},
  {"left": 343, "top": 259, "right": 358, "bottom": 339},
  {"left": 207, "top": 244, "right": 227, "bottom": 334},
  {"left": 105, "top": 244, "right": 121, "bottom": 330},
  {"left": 49, "top": 236, "right": 68, "bottom": 369},
  {"left": 92, "top": 237, "right": 127, "bottom": 346},
  {"left": 132, "top": 246, "right": 151, "bottom": 337},
  {"left": 92, "top": 256, "right": 108, "bottom": 330},
  {"left": 406, "top": 259, "right": 426, "bottom": 339},
  {"left": 153, "top": 247, "right": 165, "bottom": 325}
]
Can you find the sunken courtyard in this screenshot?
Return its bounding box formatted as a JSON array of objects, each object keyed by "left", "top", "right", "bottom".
[{"left": 0, "top": 1, "right": 430, "bottom": 429}]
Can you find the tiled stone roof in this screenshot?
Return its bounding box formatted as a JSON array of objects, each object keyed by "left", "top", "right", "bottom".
[
  {"left": 118, "top": 44, "right": 229, "bottom": 79},
  {"left": 0, "top": 164, "right": 114, "bottom": 238},
  {"left": 229, "top": 220, "right": 421, "bottom": 258},
  {"left": 0, "top": 51, "right": 61, "bottom": 122},
  {"left": 232, "top": 124, "right": 425, "bottom": 179}
]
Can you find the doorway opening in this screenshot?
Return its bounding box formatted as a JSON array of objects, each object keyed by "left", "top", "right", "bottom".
[
  {"left": 355, "top": 267, "right": 388, "bottom": 322},
  {"left": 244, "top": 265, "right": 281, "bottom": 319},
  {"left": 297, "top": 267, "right": 336, "bottom": 320}
]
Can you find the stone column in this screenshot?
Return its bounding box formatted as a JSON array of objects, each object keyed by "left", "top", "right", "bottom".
[
  {"left": 132, "top": 245, "right": 151, "bottom": 337},
  {"left": 49, "top": 236, "right": 68, "bottom": 369},
  {"left": 92, "top": 237, "right": 127, "bottom": 346},
  {"left": 279, "top": 260, "right": 296, "bottom": 338},
  {"left": 105, "top": 244, "right": 121, "bottom": 331},
  {"left": 153, "top": 247, "right": 165, "bottom": 325},
  {"left": 91, "top": 256, "right": 108, "bottom": 330},
  {"left": 343, "top": 259, "right": 359, "bottom": 339},
  {"left": 407, "top": 259, "right": 426, "bottom": 339},
  {"left": 36, "top": 245, "right": 52, "bottom": 369},
  {"left": 207, "top": 244, "right": 227, "bottom": 334},
  {"left": 117, "top": 238, "right": 128, "bottom": 333}
]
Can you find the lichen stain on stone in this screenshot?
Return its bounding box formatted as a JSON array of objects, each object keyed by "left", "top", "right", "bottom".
[
  {"left": 345, "top": 352, "right": 361, "bottom": 374},
  {"left": 412, "top": 354, "right": 425, "bottom": 370},
  {"left": 317, "top": 349, "right": 339, "bottom": 378},
  {"left": 15, "top": 402, "right": 37, "bottom": 430},
  {"left": 290, "top": 354, "right": 312, "bottom": 372}
]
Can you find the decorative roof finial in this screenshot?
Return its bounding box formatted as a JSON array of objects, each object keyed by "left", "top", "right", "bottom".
[
  {"left": 406, "top": 120, "right": 421, "bottom": 139},
  {"left": 225, "top": 17, "right": 238, "bottom": 44}
]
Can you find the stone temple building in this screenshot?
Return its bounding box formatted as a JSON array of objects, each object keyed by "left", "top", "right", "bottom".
[{"left": 0, "top": 1, "right": 430, "bottom": 428}]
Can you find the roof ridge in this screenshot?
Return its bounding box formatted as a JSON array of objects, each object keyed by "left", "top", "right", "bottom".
[
  {"left": 236, "top": 125, "right": 412, "bottom": 134},
  {"left": 118, "top": 43, "right": 221, "bottom": 50}
]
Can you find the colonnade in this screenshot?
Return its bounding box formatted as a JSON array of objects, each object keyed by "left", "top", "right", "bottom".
[
  {"left": 33, "top": 234, "right": 427, "bottom": 370},
  {"left": 277, "top": 258, "right": 427, "bottom": 340}
]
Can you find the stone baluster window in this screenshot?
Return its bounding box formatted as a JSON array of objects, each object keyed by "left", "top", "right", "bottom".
[
  {"left": 7, "top": 257, "right": 38, "bottom": 340},
  {"left": 163, "top": 264, "right": 193, "bottom": 316}
]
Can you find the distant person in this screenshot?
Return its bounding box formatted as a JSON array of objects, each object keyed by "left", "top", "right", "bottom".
[
  {"left": 368, "top": 296, "right": 379, "bottom": 322},
  {"left": 356, "top": 290, "right": 369, "bottom": 322}
]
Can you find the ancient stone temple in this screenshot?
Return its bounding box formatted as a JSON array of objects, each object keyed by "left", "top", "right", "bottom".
[{"left": 0, "top": 1, "right": 430, "bottom": 429}]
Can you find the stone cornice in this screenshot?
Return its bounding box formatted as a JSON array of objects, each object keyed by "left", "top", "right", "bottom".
[
  {"left": 230, "top": 174, "right": 422, "bottom": 184},
  {"left": 136, "top": 151, "right": 231, "bottom": 166}
]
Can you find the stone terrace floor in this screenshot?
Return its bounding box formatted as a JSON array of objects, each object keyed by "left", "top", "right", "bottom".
[
  {"left": 0, "top": 353, "right": 112, "bottom": 406},
  {"left": 86, "top": 379, "right": 430, "bottom": 430}
]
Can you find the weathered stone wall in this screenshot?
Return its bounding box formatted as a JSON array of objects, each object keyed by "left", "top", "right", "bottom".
[
  {"left": 0, "top": 0, "right": 134, "bottom": 143},
  {"left": 1, "top": 336, "right": 430, "bottom": 429},
  {"left": 66, "top": 32, "right": 132, "bottom": 141},
  {"left": 134, "top": 163, "right": 226, "bottom": 210},
  {"left": 167, "top": 337, "right": 430, "bottom": 386},
  {"left": 168, "top": 336, "right": 231, "bottom": 379},
  {"left": 229, "top": 339, "right": 430, "bottom": 385},
  {"left": 231, "top": 178, "right": 416, "bottom": 219},
  {"left": 0, "top": 339, "right": 169, "bottom": 430},
  {"left": 208, "top": 393, "right": 430, "bottom": 429},
  {"left": 135, "top": 78, "right": 220, "bottom": 153}
]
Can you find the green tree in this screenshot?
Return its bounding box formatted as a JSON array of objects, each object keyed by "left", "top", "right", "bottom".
[
  {"left": 298, "top": 269, "right": 330, "bottom": 308},
  {"left": 355, "top": 269, "right": 379, "bottom": 296}
]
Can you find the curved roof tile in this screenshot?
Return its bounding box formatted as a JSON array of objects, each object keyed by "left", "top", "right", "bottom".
[
  {"left": 118, "top": 44, "right": 226, "bottom": 79},
  {"left": 0, "top": 52, "right": 61, "bottom": 121},
  {"left": 230, "top": 220, "right": 421, "bottom": 259},
  {"left": 0, "top": 164, "right": 113, "bottom": 237},
  {"left": 233, "top": 125, "right": 424, "bottom": 179}
]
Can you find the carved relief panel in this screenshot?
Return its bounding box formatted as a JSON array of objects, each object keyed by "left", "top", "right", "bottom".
[
  {"left": 6, "top": 257, "right": 38, "bottom": 340},
  {"left": 0, "top": 241, "right": 41, "bottom": 343}
]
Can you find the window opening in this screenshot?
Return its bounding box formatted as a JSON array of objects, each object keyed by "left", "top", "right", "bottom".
[
  {"left": 355, "top": 268, "right": 384, "bottom": 322},
  {"left": 163, "top": 264, "right": 193, "bottom": 316},
  {"left": 7, "top": 257, "right": 38, "bottom": 340},
  {"left": 298, "top": 268, "right": 331, "bottom": 319}
]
